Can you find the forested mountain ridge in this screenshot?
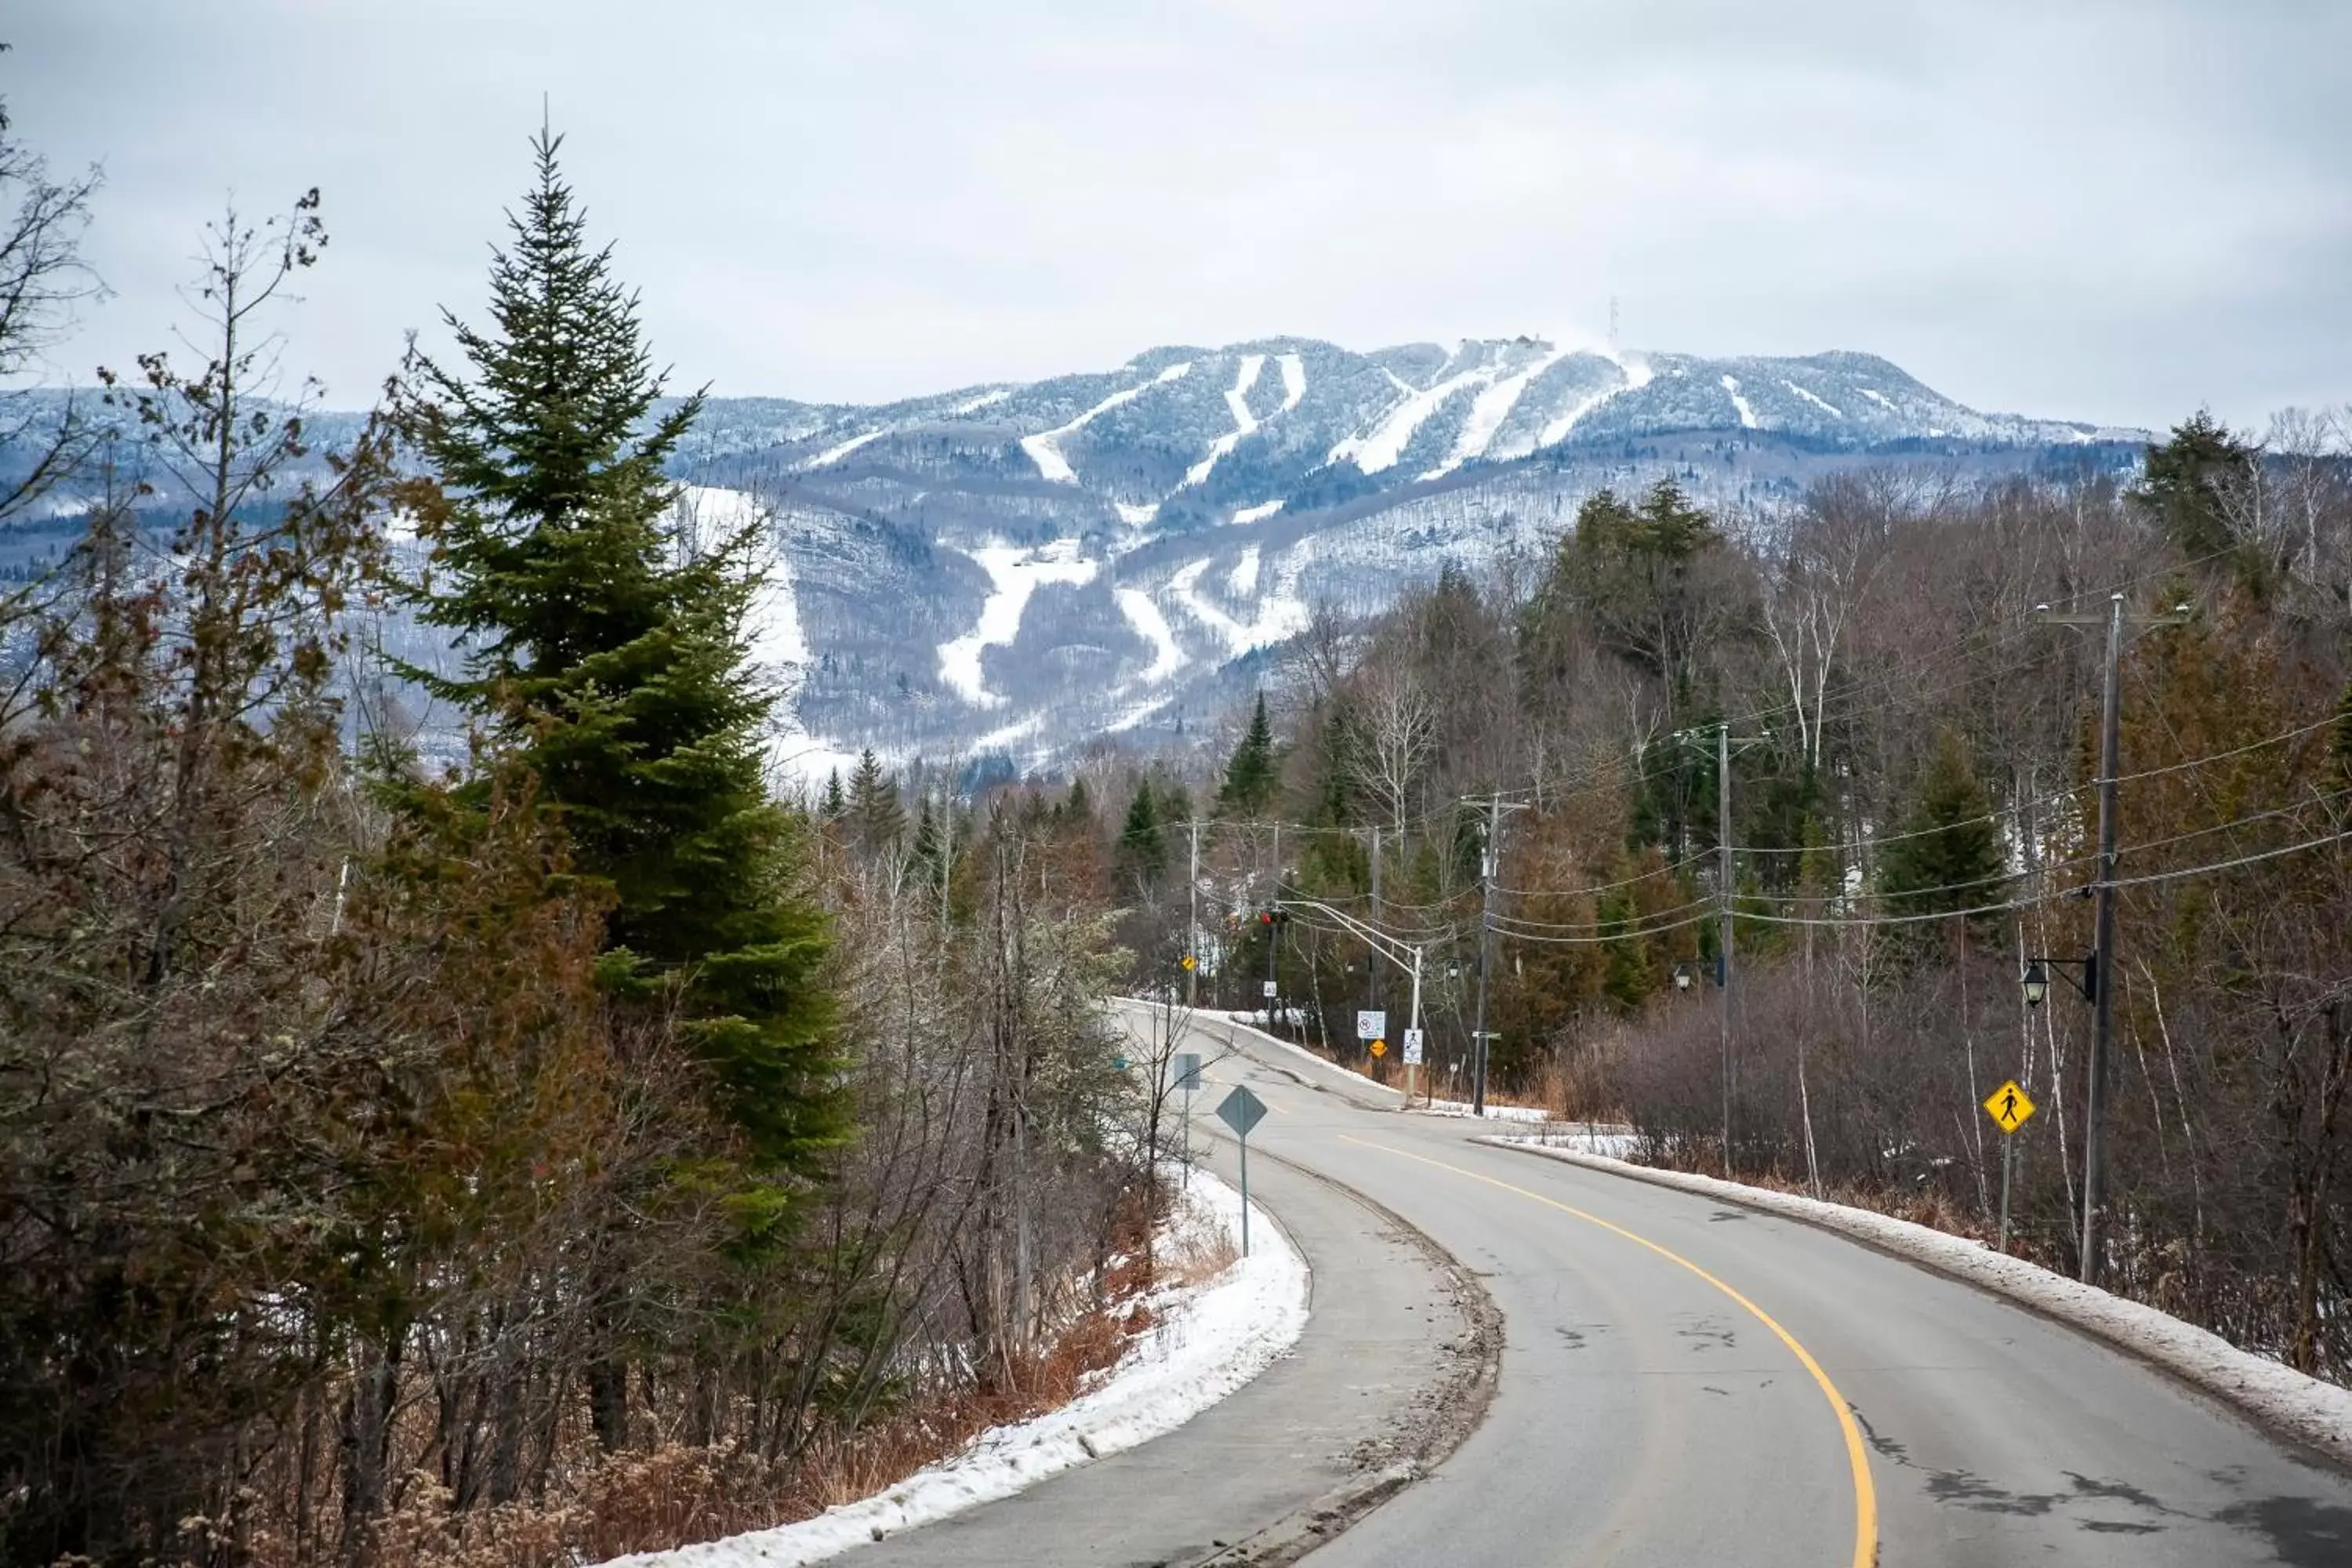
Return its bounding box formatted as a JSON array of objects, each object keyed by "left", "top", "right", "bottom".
[{"left": 5, "top": 340, "right": 2152, "bottom": 779}]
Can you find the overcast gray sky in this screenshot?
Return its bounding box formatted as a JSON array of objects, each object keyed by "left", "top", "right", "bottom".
[{"left": 9, "top": 1, "right": 2347, "bottom": 429}]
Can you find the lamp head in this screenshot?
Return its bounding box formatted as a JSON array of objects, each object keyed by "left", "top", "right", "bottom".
[{"left": 2023, "top": 960, "right": 2049, "bottom": 1007}]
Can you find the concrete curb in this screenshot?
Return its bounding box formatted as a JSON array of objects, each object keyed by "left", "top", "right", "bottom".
[{"left": 1478, "top": 1136, "right": 2352, "bottom": 1472}]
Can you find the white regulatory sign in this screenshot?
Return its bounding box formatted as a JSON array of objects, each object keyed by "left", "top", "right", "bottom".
[
  {"left": 1261, "top": 979, "right": 1279, "bottom": 998},
  {"left": 1402, "top": 1028, "right": 1425, "bottom": 1064},
  {"left": 1356, "top": 1009, "right": 1388, "bottom": 1041}
]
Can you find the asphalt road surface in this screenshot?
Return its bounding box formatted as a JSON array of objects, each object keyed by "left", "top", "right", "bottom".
[
  {"left": 1167, "top": 1007, "right": 2351, "bottom": 1567},
  {"left": 845, "top": 1004, "right": 2352, "bottom": 1566}
]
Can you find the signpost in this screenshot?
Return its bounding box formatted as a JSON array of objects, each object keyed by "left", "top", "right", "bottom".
[
  {"left": 1175, "top": 1051, "right": 1201, "bottom": 1188},
  {"left": 1368, "top": 1038, "right": 1386, "bottom": 1058},
  {"left": 1356, "top": 1009, "right": 1386, "bottom": 1041},
  {"left": 1983, "top": 1078, "right": 2037, "bottom": 1254},
  {"left": 1402, "top": 1027, "right": 1425, "bottom": 1101},
  {"left": 1215, "top": 1084, "right": 1269, "bottom": 1256}
]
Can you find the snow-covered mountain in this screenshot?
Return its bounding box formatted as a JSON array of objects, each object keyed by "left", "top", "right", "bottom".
[
  {"left": 673, "top": 337, "right": 2143, "bottom": 779},
  {"left": 2, "top": 339, "right": 2149, "bottom": 782}
]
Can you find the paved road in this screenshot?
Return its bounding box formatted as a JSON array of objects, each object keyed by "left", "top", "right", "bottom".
[
  {"left": 837, "top": 1064, "right": 1481, "bottom": 1568},
  {"left": 1171, "top": 1009, "right": 2352, "bottom": 1567}
]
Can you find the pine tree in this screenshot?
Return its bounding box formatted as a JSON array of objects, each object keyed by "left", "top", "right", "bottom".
[
  {"left": 844, "top": 746, "right": 903, "bottom": 856},
  {"left": 1877, "top": 731, "right": 2007, "bottom": 942},
  {"left": 2133, "top": 412, "right": 2258, "bottom": 579},
  {"left": 1218, "top": 691, "right": 1279, "bottom": 816},
  {"left": 402, "top": 129, "right": 839, "bottom": 1181},
  {"left": 821, "top": 767, "right": 846, "bottom": 819},
  {"left": 1118, "top": 779, "right": 1167, "bottom": 887}
]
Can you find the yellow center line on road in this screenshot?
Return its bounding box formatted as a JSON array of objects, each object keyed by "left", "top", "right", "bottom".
[{"left": 1338, "top": 1135, "right": 1878, "bottom": 1568}]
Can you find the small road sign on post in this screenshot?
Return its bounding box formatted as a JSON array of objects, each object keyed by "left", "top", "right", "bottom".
[
  {"left": 1175, "top": 1051, "right": 1200, "bottom": 1188},
  {"left": 1401, "top": 1028, "right": 1425, "bottom": 1064},
  {"left": 1369, "top": 1038, "right": 1387, "bottom": 1058},
  {"left": 1984, "top": 1079, "right": 2037, "bottom": 1254},
  {"left": 1181, "top": 953, "right": 1197, "bottom": 971},
  {"left": 1356, "top": 1009, "right": 1387, "bottom": 1041},
  {"left": 1261, "top": 979, "right": 1278, "bottom": 997},
  {"left": 1984, "top": 1080, "right": 2036, "bottom": 1133},
  {"left": 1215, "top": 1084, "right": 1269, "bottom": 1256}
]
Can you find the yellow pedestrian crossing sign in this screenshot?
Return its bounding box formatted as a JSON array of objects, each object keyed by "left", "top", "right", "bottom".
[{"left": 1984, "top": 1079, "right": 2035, "bottom": 1134}]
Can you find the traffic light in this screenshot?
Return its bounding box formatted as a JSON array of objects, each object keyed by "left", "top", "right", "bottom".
[{"left": 1256, "top": 907, "right": 1291, "bottom": 927}]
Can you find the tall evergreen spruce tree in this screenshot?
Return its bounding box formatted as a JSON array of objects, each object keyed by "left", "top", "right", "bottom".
[
  {"left": 1877, "top": 731, "right": 2008, "bottom": 944},
  {"left": 403, "top": 130, "right": 838, "bottom": 1185},
  {"left": 1218, "top": 691, "right": 1279, "bottom": 816},
  {"left": 1118, "top": 779, "right": 1167, "bottom": 887}
]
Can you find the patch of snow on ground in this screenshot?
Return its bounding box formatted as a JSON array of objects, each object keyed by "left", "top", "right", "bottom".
[
  {"left": 1507, "top": 1123, "right": 1638, "bottom": 1156},
  {"left": 1166, "top": 554, "right": 1310, "bottom": 657},
  {"left": 1479, "top": 1137, "right": 2352, "bottom": 1469},
  {"left": 1115, "top": 502, "right": 1160, "bottom": 526},
  {"left": 1112, "top": 587, "right": 1185, "bottom": 684},
  {"left": 1330, "top": 365, "right": 1497, "bottom": 474},
  {"left": 971, "top": 712, "right": 1047, "bottom": 755},
  {"left": 1783, "top": 380, "right": 1843, "bottom": 419},
  {"left": 1106, "top": 694, "right": 1174, "bottom": 732},
  {"left": 937, "top": 542, "right": 1099, "bottom": 706},
  {"left": 676, "top": 487, "right": 865, "bottom": 790},
  {"left": 1534, "top": 388, "right": 1617, "bottom": 450},
  {"left": 1230, "top": 500, "right": 1283, "bottom": 524},
  {"left": 948, "top": 387, "right": 1013, "bottom": 416},
  {"left": 1227, "top": 545, "right": 1261, "bottom": 597},
  {"left": 804, "top": 427, "right": 890, "bottom": 470},
  {"left": 1416, "top": 1098, "right": 1551, "bottom": 1123},
  {"left": 1185, "top": 354, "right": 1268, "bottom": 488},
  {"left": 1425, "top": 344, "right": 1573, "bottom": 478},
  {"left": 1600, "top": 346, "right": 1655, "bottom": 391},
  {"left": 1276, "top": 353, "right": 1306, "bottom": 412},
  {"left": 674, "top": 488, "right": 809, "bottom": 676},
  {"left": 598, "top": 1167, "right": 1308, "bottom": 1568},
  {"left": 1858, "top": 387, "right": 1896, "bottom": 412},
  {"left": 1022, "top": 366, "right": 1190, "bottom": 483},
  {"left": 1720, "top": 374, "right": 1759, "bottom": 430}
]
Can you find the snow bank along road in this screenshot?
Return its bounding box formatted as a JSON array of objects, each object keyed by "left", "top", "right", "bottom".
[
  {"left": 1163, "top": 1010, "right": 2352, "bottom": 1567},
  {"left": 822, "top": 1011, "right": 1494, "bottom": 1568}
]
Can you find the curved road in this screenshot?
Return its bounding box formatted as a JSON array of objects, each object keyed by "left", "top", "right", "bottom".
[{"left": 1163, "top": 1007, "right": 2352, "bottom": 1567}]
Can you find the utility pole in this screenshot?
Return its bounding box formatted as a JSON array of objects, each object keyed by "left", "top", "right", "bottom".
[
  {"left": 1187, "top": 816, "right": 1200, "bottom": 1008},
  {"left": 1718, "top": 722, "right": 1734, "bottom": 1173},
  {"left": 2040, "top": 592, "right": 2189, "bottom": 1288},
  {"left": 1468, "top": 793, "right": 1529, "bottom": 1116},
  {"left": 1680, "top": 722, "right": 1769, "bottom": 1175},
  {"left": 1366, "top": 825, "right": 1383, "bottom": 1048}
]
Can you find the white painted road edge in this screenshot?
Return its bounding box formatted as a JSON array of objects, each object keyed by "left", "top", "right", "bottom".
[
  {"left": 1479, "top": 1135, "right": 2352, "bottom": 1470},
  {"left": 597, "top": 1168, "right": 1310, "bottom": 1568}
]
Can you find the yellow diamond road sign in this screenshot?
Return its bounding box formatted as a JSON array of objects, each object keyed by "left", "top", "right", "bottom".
[
  {"left": 1369, "top": 1038, "right": 1387, "bottom": 1058},
  {"left": 1181, "top": 954, "right": 1197, "bottom": 971},
  {"left": 1984, "top": 1079, "right": 2036, "bottom": 1134}
]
